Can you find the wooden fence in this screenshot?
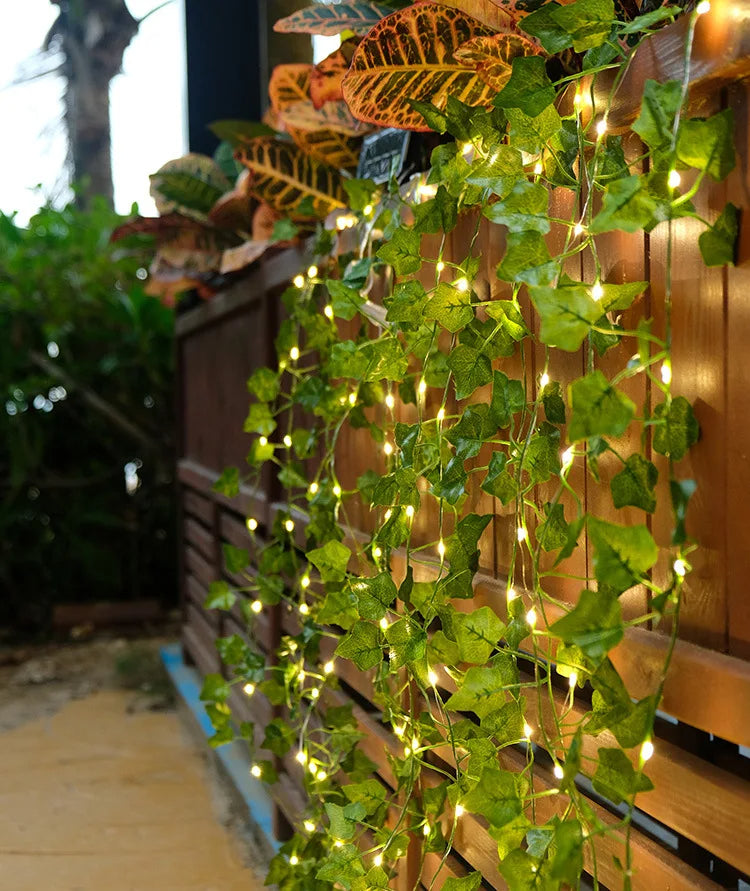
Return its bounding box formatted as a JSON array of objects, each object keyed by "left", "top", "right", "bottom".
[{"left": 175, "top": 30, "right": 750, "bottom": 891}]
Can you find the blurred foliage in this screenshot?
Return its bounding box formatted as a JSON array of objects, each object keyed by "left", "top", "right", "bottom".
[{"left": 0, "top": 198, "right": 176, "bottom": 630}]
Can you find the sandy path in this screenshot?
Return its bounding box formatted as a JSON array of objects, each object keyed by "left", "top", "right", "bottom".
[{"left": 0, "top": 688, "right": 263, "bottom": 891}]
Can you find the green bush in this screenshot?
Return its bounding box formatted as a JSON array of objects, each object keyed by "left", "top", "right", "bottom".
[{"left": 0, "top": 198, "right": 175, "bottom": 629}]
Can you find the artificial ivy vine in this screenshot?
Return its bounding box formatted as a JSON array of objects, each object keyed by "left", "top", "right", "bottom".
[{"left": 197, "top": 2, "right": 737, "bottom": 889}]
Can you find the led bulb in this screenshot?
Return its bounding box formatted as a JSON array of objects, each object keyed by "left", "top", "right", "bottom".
[
  {"left": 540, "top": 372, "right": 550, "bottom": 388},
  {"left": 333, "top": 839, "right": 343, "bottom": 848},
  {"left": 379, "top": 617, "right": 389, "bottom": 631},
  {"left": 304, "top": 820, "right": 316, "bottom": 833},
  {"left": 553, "top": 764, "right": 564, "bottom": 780},
  {"left": 661, "top": 362, "right": 672, "bottom": 385},
  {"left": 573, "top": 223, "right": 585, "bottom": 237},
  {"left": 251, "top": 764, "right": 262, "bottom": 778},
  {"left": 283, "top": 434, "right": 292, "bottom": 448},
  {"left": 533, "top": 161, "right": 543, "bottom": 175},
  {"left": 243, "top": 682, "right": 256, "bottom": 697},
  {"left": 309, "top": 687, "right": 320, "bottom": 700},
  {"left": 307, "top": 265, "right": 318, "bottom": 279},
  {"left": 418, "top": 182, "right": 438, "bottom": 199},
  {"left": 324, "top": 304, "right": 334, "bottom": 320},
  {"left": 507, "top": 586, "right": 518, "bottom": 603},
  {"left": 384, "top": 508, "right": 392, "bottom": 520},
  {"left": 259, "top": 436, "right": 268, "bottom": 447},
  {"left": 455, "top": 804, "right": 465, "bottom": 817},
  {"left": 696, "top": 0, "right": 710, "bottom": 13},
  {"left": 437, "top": 407, "right": 445, "bottom": 422},
  {"left": 383, "top": 442, "right": 393, "bottom": 456},
  {"left": 301, "top": 575, "right": 311, "bottom": 589},
  {"left": 385, "top": 393, "right": 395, "bottom": 410},
  {"left": 251, "top": 600, "right": 263, "bottom": 614},
  {"left": 561, "top": 447, "right": 574, "bottom": 470},
  {"left": 673, "top": 558, "right": 687, "bottom": 577},
  {"left": 405, "top": 504, "right": 415, "bottom": 519},
  {"left": 316, "top": 770, "right": 328, "bottom": 781},
  {"left": 372, "top": 545, "right": 382, "bottom": 559},
  {"left": 461, "top": 141, "right": 473, "bottom": 156},
  {"left": 246, "top": 517, "right": 258, "bottom": 532},
  {"left": 296, "top": 750, "right": 308, "bottom": 765},
  {"left": 289, "top": 855, "right": 299, "bottom": 866},
  {"left": 573, "top": 90, "right": 582, "bottom": 109},
  {"left": 525, "top": 608, "right": 537, "bottom": 629},
  {"left": 290, "top": 346, "right": 300, "bottom": 361},
  {"left": 336, "top": 213, "right": 357, "bottom": 231},
  {"left": 348, "top": 392, "right": 357, "bottom": 406},
  {"left": 456, "top": 277, "right": 470, "bottom": 292},
  {"left": 438, "top": 539, "right": 446, "bottom": 558},
  {"left": 668, "top": 169, "right": 681, "bottom": 189},
  {"left": 436, "top": 260, "right": 445, "bottom": 273},
  {"left": 517, "top": 526, "right": 527, "bottom": 543},
  {"left": 523, "top": 722, "right": 534, "bottom": 740},
  {"left": 299, "top": 602, "right": 310, "bottom": 616},
  {"left": 591, "top": 281, "right": 604, "bottom": 301},
  {"left": 363, "top": 203, "right": 374, "bottom": 216},
  {"left": 373, "top": 853, "right": 383, "bottom": 867},
  {"left": 308, "top": 482, "right": 319, "bottom": 495},
  {"left": 596, "top": 118, "right": 608, "bottom": 137},
  {"left": 285, "top": 519, "right": 295, "bottom": 533},
  {"left": 394, "top": 724, "right": 405, "bottom": 739},
  {"left": 568, "top": 672, "right": 578, "bottom": 688},
  {"left": 418, "top": 378, "right": 427, "bottom": 396},
  {"left": 423, "top": 822, "right": 431, "bottom": 836},
  {"left": 641, "top": 740, "right": 655, "bottom": 762},
  {"left": 428, "top": 668, "right": 439, "bottom": 686},
  {"left": 323, "top": 660, "right": 335, "bottom": 674},
  {"left": 293, "top": 274, "right": 305, "bottom": 289}
]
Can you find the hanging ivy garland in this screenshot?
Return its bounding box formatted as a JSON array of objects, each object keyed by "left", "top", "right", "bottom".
[{"left": 195, "top": 1, "right": 738, "bottom": 888}]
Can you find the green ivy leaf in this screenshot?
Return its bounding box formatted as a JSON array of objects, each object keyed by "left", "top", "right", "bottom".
[
  {"left": 466, "top": 145, "right": 524, "bottom": 196},
  {"left": 481, "top": 452, "right": 517, "bottom": 504},
  {"left": 494, "top": 56, "right": 555, "bottom": 117},
  {"left": 485, "top": 299, "right": 530, "bottom": 341},
  {"left": 632, "top": 80, "right": 682, "bottom": 154},
  {"left": 351, "top": 572, "right": 397, "bottom": 620},
  {"left": 463, "top": 765, "right": 524, "bottom": 828},
  {"left": 445, "top": 656, "right": 517, "bottom": 717},
  {"left": 506, "top": 105, "right": 562, "bottom": 154},
  {"left": 316, "top": 844, "right": 365, "bottom": 888},
  {"left": 677, "top": 109, "right": 735, "bottom": 181},
  {"left": 222, "top": 543, "right": 249, "bottom": 574},
  {"left": 447, "top": 404, "right": 497, "bottom": 460},
  {"left": 652, "top": 396, "right": 700, "bottom": 460},
  {"left": 497, "top": 231, "right": 556, "bottom": 286},
  {"left": 542, "top": 380, "right": 566, "bottom": 424},
  {"left": 522, "top": 421, "right": 561, "bottom": 483},
  {"left": 592, "top": 748, "right": 654, "bottom": 805},
  {"left": 326, "top": 279, "right": 365, "bottom": 321},
  {"left": 324, "top": 801, "right": 366, "bottom": 840},
  {"left": 377, "top": 227, "right": 422, "bottom": 275},
  {"left": 671, "top": 477, "right": 697, "bottom": 546},
  {"left": 270, "top": 218, "right": 298, "bottom": 243},
  {"left": 426, "top": 283, "right": 474, "bottom": 332},
  {"left": 588, "top": 516, "right": 658, "bottom": 592},
  {"left": 247, "top": 367, "right": 279, "bottom": 402},
  {"left": 307, "top": 539, "right": 351, "bottom": 583},
  {"left": 343, "top": 178, "right": 377, "bottom": 213},
  {"left": 386, "top": 280, "right": 428, "bottom": 325},
  {"left": 549, "top": 588, "right": 623, "bottom": 663},
  {"left": 385, "top": 618, "right": 427, "bottom": 668},
  {"left": 699, "top": 203, "right": 739, "bottom": 267},
  {"left": 335, "top": 620, "right": 382, "bottom": 670},
  {"left": 213, "top": 466, "right": 240, "bottom": 497},
  {"left": 427, "top": 629, "right": 460, "bottom": 666},
  {"left": 413, "top": 185, "right": 458, "bottom": 234},
  {"left": 200, "top": 673, "right": 230, "bottom": 702},
  {"left": 442, "top": 872, "right": 483, "bottom": 891},
  {"left": 611, "top": 454, "right": 658, "bottom": 512},
  {"left": 343, "top": 779, "right": 387, "bottom": 814},
  {"left": 318, "top": 587, "right": 359, "bottom": 629},
  {"left": 521, "top": 3, "right": 574, "bottom": 53},
  {"left": 262, "top": 717, "right": 295, "bottom": 756},
  {"left": 530, "top": 283, "right": 601, "bottom": 351},
  {"left": 447, "top": 345, "right": 493, "bottom": 399},
  {"left": 568, "top": 370, "right": 635, "bottom": 441},
  {"left": 431, "top": 456, "right": 469, "bottom": 505},
  {"left": 490, "top": 371, "right": 526, "bottom": 428},
  {"left": 537, "top": 502, "right": 569, "bottom": 551},
  {"left": 550, "top": 0, "right": 615, "bottom": 50},
  {"left": 590, "top": 175, "right": 658, "bottom": 234},
  {"left": 204, "top": 580, "right": 236, "bottom": 611},
  {"left": 455, "top": 606, "right": 506, "bottom": 663},
  {"left": 441, "top": 514, "right": 493, "bottom": 598}
]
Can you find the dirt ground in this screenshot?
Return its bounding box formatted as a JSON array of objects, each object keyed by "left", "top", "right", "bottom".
[{"left": 0, "top": 637, "right": 267, "bottom": 891}]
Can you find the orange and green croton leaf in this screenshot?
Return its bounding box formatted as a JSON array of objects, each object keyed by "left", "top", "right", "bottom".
[
  {"left": 454, "top": 33, "right": 543, "bottom": 91},
  {"left": 342, "top": 1, "right": 500, "bottom": 131},
  {"left": 310, "top": 38, "right": 360, "bottom": 110},
  {"left": 273, "top": 1, "right": 392, "bottom": 36}
]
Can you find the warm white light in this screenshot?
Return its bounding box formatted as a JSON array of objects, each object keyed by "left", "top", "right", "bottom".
[
  {"left": 307, "top": 265, "right": 318, "bottom": 279},
  {"left": 438, "top": 539, "right": 446, "bottom": 558},
  {"left": 323, "top": 660, "right": 335, "bottom": 674},
  {"left": 461, "top": 142, "right": 473, "bottom": 156},
  {"left": 573, "top": 90, "right": 582, "bottom": 109},
  {"left": 568, "top": 672, "right": 578, "bottom": 688},
  {"left": 285, "top": 519, "right": 295, "bottom": 532},
  {"left": 379, "top": 617, "right": 389, "bottom": 631},
  {"left": 309, "top": 482, "right": 319, "bottom": 495},
  {"left": 573, "top": 223, "right": 584, "bottom": 237},
  {"left": 418, "top": 182, "right": 438, "bottom": 199},
  {"left": 301, "top": 575, "right": 311, "bottom": 589},
  {"left": 394, "top": 724, "right": 405, "bottom": 739},
  {"left": 591, "top": 281, "right": 604, "bottom": 301},
  {"left": 363, "top": 204, "right": 374, "bottom": 216},
  {"left": 251, "top": 764, "right": 262, "bottom": 777},
  {"left": 423, "top": 822, "right": 431, "bottom": 836},
  {"left": 310, "top": 687, "right": 319, "bottom": 699},
  {"left": 405, "top": 504, "right": 415, "bottom": 519},
  {"left": 456, "top": 277, "right": 470, "bottom": 292},
  {"left": 299, "top": 602, "right": 310, "bottom": 616},
  {"left": 373, "top": 853, "right": 383, "bottom": 867},
  {"left": 243, "top": 682, "right": 256, "bottom": 696},
  {"left": 283, "top": 434, "right": 293, "bottom": 448},
  {"left": 246, "top": 517, "right": 258, "bottom": 532},
  {"left": 412, "top": 736, "right": 420, "bottom": 751},
  {"left": 525, "top": 608, "right": 537, "bottom": 628},
  {"left": 561, "top": 447, "right": 574, "bottom": 470},
  {"left": 348, "top": 392, "right": 357, "bottom": 406},
  {"left": 696, "top": 0, "right": 710, "bottom": 13},
  {"left": 523, "top": 722, "right": 534, "bottom": 739},
  {"left": 303, "top": 820, "right": 316, "bottom": 832},
  {"left": 316, "top": 770, "right": 328, "bottom": 781},
  {"left": 418, "top": 378, "right": 427, "bottom": 396},
  {"left": 553, "top": 764, "right": 564, "bottom": 780},
  {"left": 259, "top": 436, "right": 268, "bottom": 447},
  {"left": 428, "top": 668, "right": 439, "bottom": 686},
  {"left": 289, "top": 854, "right": 299, "bottom": 866},
  {"left": 517, "top": 526, "right": 527, "bottom": 542},
  {"left": 533, "top": 161, "right": 543, "bottom": 175},
  {"left": 296, "top": 750, "right": 308, "bottom": 765},
  {"left": 251, "top": 600, "right": 263, "bottom": 614},
  {"left": 668, "top": 169, "right": 681, "bottom": 189},
  {"left": 436, "top": 260, "right": 445, "bottom": 273},
  {"left": 384, "top": 441, "right": 394, "bottom": 456},
  {"left": 661, "top": 362, "right": 672, "bottom": 385},
  {"left": 540, "top": 372, "right": 550, "bottom": 388},
  {"left": 324, "top": 304, "right": 334, "bottom": 319},
  {"left": 385, "top": 393, "right": 395, "bottom": 410},
  {"left": 333, "top": 484, "right": 342, "bottom": 498},
  {"left": 507, "top": 586, "right": 518, "bottom": 603},
  {"left": 455, "top": 803, "right": 465, "bottom": 817},
  {"left": 372, "top": 545, "right": 382, "bottom": 559},
  {"left": 308, "top": 762, "right": 317, "bottom": 775},
  {"left": 437, "top": 407, "right": 445, "bottom": 422},
  {"left": 293, "top": 274, "right": 305, "bottom": 289},
  {"left": 336, "top": 213, "right": 357, "bottom": 230},
  {"left": 290, "top": 346, "right": 300, "bottom": 361},
  {"left": 641, "top": 740, "right": 655, "bottom": 762},
  {"left": 384, "top": 508, "right": 392, "bottom": 520},
  {"left": 596, "top": 118, "right": 608, "bottom": 137},
  {"left": 404, "top": 744, "right": 412, "bottom": 757},
  {"left": 333, "top": 839, "right": 343, "bottom": 848},
  {"left": 673, "top": 558, "right": 687, "bottom": 577}
]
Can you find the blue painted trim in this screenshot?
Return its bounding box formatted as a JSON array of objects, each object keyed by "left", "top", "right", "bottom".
[{"left": 160, "top": 643, "right": 279, "bottom": 850}]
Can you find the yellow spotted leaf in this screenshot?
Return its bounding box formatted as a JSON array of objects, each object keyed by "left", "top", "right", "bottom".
[
  {"left": 269, "top": 64, "right": 313, "bottom": 118},
  {"left": 236, "top": 138, "right": 347, "bottom": 220},
  {"left": 274, "top": 2, "right": 392, "bottom": 36},
  {"left": 310, "top": 38, "right": 360, "bottom": 109},
  {"left": 281, "top": 100, "right": 371, "bottom": 137},
  {"left": 342, "top": 2, "right": 497, "bottom": 131},
  {"left": 454, "top": 33, "right": 542, "bottom": 90}
]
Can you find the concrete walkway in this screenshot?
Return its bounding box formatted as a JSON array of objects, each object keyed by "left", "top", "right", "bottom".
[{"left": 0, "top": 689, "right": 263, "bottom": 891}]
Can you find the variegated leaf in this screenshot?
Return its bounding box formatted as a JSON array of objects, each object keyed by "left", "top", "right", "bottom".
[
  {"left": 269, "top": 64, "right": 314, "bottom": 119},
  {"left": 236, "top": 138, "right": 347, "bottom": 220},
  {"left": 287, "top": 127, "right": 362, "bottom": 171},
  {"left": 274, "top": 2, "right": 392, "bottom": 36},
  {"left": 342, "top": 2, "right": 497, "bottom": 131},
  {"left": 281, "top": 99, "right": 371, "bottom": 136},
  {"left": 454, "top": 33, "right": 542, "bottom": 90},
  {"left": 149, "top": 154, "right": 231, "bottom": 222},
  {"left": 310, "top": 38, "right": 360, "bottom": 109}
]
